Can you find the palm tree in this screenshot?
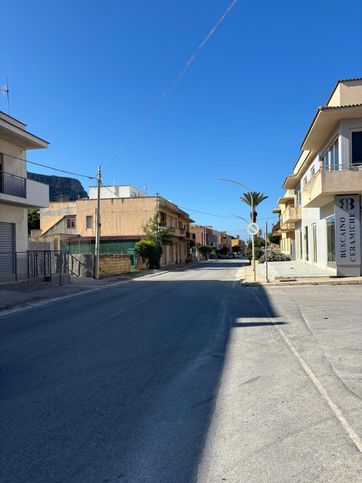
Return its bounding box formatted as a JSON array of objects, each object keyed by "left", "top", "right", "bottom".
[{"left": 240, "top": 191, "right": 268, "bottom": 222}]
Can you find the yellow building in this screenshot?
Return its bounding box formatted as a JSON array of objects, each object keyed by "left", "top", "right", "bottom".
[
  {"left": 39, "top": 193, "right": 193, "bottom": 268},
  {"left": 274, "top": 189, "right": 302, "bottom": 259}
]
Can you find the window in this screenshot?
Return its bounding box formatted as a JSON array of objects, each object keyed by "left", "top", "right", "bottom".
[
  {"left": 352, "top": 131, "right": 362, "bottom": 165},
  {"left": 86, "top": 215, "right": 93, "bottom": 229},
  {"left": 326, "top": 216, "right": 336, "bottom": 264},
  {"left": 322, "top": 139, "right": 339, "bottom": 170},
  {"left": 159, "top": 212, "right": 166, "bottom": 227},
  {"left": 312, "top": 224, "right": 317, "bottom": 263},
  {"left": 304, "top": 226, "right": 309, "bottom": 261},
  {"left": 67, "top": 217, "right": 76, "bottom": 229},
  {"left": 295, "top": 188, "right": 302, "bottom": 207}
]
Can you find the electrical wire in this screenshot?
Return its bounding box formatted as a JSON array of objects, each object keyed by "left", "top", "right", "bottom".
[
  {"left": 1, "top": 151, "right": 96, "bottom": 179},
  {"left": 105, "top": 0, "right": 238, "bottom": 170},
  {"left": 179, "top": 207, "right": 235, "bottom": 219}
]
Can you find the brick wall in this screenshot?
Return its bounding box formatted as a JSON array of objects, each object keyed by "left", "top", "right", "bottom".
[{"left": 99, "top": 254, "right": 131, "bottom": 278}]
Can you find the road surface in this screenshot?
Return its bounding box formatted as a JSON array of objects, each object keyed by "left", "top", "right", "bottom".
[{"left": 1, "top": 260, "right": 362, "bottom": 482}]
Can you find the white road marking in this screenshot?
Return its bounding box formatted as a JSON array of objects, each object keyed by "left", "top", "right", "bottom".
[{"left": 250, "top": 288, "right": 362, "bottom": 454}]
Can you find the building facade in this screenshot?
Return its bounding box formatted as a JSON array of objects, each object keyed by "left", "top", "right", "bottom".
[
  {"left": 88, "top": 185, "right": 147, "bottom": 199},
  {"left": 279, "top": 78, "right": 362, "bottom": 276},
  {"left": 39, "top": 193, "right": 192, "bottom": 268},
  {"left": 189, "top": 224, "right": 214, "bottom": 246},
  {"left": 0, "top": 112, "right": 49, "bottom": 274}
]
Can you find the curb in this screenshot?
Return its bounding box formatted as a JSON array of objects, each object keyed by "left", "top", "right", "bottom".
[{"left": 240, "top": 279, "right": 362, "bottom": 287}]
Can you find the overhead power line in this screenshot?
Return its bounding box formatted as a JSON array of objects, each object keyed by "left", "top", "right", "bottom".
[
  {"left": 105, "top": 0, "right": 239, "bottom": 170},
  {"left": 1, "top": 152, "right": 96, "bottom": 179}
]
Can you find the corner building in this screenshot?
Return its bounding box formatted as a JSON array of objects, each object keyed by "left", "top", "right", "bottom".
[{"left": 281, "top": 78, "right": 362, "bottom": 276}]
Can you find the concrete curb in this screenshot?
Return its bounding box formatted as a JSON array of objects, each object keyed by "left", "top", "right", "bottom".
[{"left": 240, "top": 279, "right": 362, "bottom": 287}]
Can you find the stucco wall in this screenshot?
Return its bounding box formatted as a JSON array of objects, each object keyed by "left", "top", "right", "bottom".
[
  {"left": 76, "top": 197, "right": 157, "bottom": 237},
  {"left": 40, "top": 202, "right": 77, "bottom": 233}
]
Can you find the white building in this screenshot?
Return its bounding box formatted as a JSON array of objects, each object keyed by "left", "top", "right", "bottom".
[
  {"left": 281, "top": 78, "right": 362, "bottom": 276},
  {"left": 0, "top": 112, "right": 49, "bottom": 271},
  {"left": 88, "top": 185, "right": 147, "bottom": 199}
]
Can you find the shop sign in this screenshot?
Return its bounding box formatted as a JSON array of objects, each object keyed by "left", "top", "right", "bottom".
[{"left": 335, "top": 195, "right": 361, "bottom": 265}]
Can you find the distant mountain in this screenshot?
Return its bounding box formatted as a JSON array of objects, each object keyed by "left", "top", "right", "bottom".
[{"left": 27, "top": 172, "right": 88, "bottom": 201}]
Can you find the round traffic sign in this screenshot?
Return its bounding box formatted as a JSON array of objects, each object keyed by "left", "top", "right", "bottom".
[{"left": 247, "top": 222, "right": 259, "bottom": 236}]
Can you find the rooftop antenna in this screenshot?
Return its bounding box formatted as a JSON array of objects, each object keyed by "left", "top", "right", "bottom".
[{"left": 0, "top": 79, "right": 10, "bottom": 113}]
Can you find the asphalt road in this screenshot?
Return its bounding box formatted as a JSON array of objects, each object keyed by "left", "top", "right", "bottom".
[
  {"left": 1, "top": 260, "right": 246, "bottom": 482},
  {"left": 1, "top": 260, "right": 362, "bottom": 482}
]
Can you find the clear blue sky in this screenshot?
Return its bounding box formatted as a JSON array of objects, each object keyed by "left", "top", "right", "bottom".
[{"left": 1, "top": 0, "right": 361, "bottom": 238}]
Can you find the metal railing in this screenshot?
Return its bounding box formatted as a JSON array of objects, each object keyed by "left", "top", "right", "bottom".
[
  {"left": 0, "top": 171, "right": 27, "bottom": 198},
  {"left": 0, "top": 250, "right": 69, "bottom": 283}
]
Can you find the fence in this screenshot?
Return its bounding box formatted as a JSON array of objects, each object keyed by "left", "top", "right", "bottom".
[{"left": 0, "top": 250, "right": 70, "bottom": 283}]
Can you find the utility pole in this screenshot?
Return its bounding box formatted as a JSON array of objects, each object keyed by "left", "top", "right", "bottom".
[{"left": 94, "top": 166, "right": 101, "bottom": 279}]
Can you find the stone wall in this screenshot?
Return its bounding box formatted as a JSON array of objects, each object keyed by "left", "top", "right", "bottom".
[{"left": 99, "top": 254, "right": 131, "bottom": 278}]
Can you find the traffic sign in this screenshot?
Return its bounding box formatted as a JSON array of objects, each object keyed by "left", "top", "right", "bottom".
[{"left": 247, "top": 222, "right": 259, "bottom": 236}]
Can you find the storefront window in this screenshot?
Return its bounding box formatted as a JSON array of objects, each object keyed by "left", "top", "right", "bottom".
[
  {"left": 304, "top": 226, "right": 309, "bottom": 261},
  {"left": 327, "top": 216, "right": 336, "bottom": 262},
  {"left": 312, "top": 224, "right": 317, "bottom": 263}
]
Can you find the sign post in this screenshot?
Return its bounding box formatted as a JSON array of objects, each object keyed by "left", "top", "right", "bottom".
[
  {"left": 335, "top": 195, "right": 361, "bottom": 277},
  {"left": 265, "top": 222, "right": 269, "bottom": 283},
  {"left": 247, "top": 222, "right": 259, "bottom": 282}
]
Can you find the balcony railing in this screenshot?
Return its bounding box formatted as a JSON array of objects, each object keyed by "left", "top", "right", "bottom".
[
  {"left": 303, "top": 161, "right": 362, "bottom": 192},
  {"left": 0, "top": 171, "right": 27, "bottom": 198},
  {"left": 280, "top": 221, "right": 295, "bottom": 232},
  {"left": 281, "top": 206, "right": 301, "bottom": 223},
  {"left": 302, "top": 161, "right": 362, "bottom": 207}
]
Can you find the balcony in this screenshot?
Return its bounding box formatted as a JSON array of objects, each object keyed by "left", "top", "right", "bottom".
[
  {"left": 281, "top": 206, "right": 301, "bottom": 223},
  {"left": 280, "top": 221, "right": 295, "bottom": 233},
  {"left": 0, "top": 171, "right": 26, "bottom": 198},
  {"left": 173, "top": 228, "right": 186, "bottom": 237},
  {"left": 302, "top": 162, "right": 362, "bottom": 208},
  {"left": 0, "top": 172, "right": 49, "bottom": 208}
]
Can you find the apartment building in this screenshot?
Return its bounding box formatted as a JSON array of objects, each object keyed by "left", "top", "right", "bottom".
[
  {"left": 0, "top": 112, "right": 49, "bottom": 273},
  {"left": 279, "top": 78, "right": 362, "bottom": 276},
  {"left": 189, "top": 224, "right": 214, "bottom": 246},
  {"left": 39, "top": 192, "right": 193, "bottom": 267}
]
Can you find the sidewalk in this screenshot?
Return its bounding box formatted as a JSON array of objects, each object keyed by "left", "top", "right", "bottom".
[{"left": 241, "top": 261, "right": 362, "bottom": 286}]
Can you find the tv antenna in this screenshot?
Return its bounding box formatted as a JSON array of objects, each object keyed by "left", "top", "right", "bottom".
[{"left": 0, "top": 79, "right": 10, "bottom": 113}]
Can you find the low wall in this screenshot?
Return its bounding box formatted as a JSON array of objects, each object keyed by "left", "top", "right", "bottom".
[{"left": 99, "top": 254, "right": 131, "bottom": 278}]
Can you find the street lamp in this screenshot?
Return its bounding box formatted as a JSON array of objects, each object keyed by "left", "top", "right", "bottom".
[
  {"left": 218, "top": 178, "right": 256, "bottom": 281},
  {"left": 218, "top": 178, "right": 254, "bottom": 221}
]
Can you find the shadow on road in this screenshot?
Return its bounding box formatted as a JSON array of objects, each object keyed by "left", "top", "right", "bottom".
[{"left": 0, "top": 275, "right": 279, "bottom": 482}]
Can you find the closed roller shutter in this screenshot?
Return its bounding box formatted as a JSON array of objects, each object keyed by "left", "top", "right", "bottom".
[{"left": 0, "top": 222, "right": 15, "bottom": 275}]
